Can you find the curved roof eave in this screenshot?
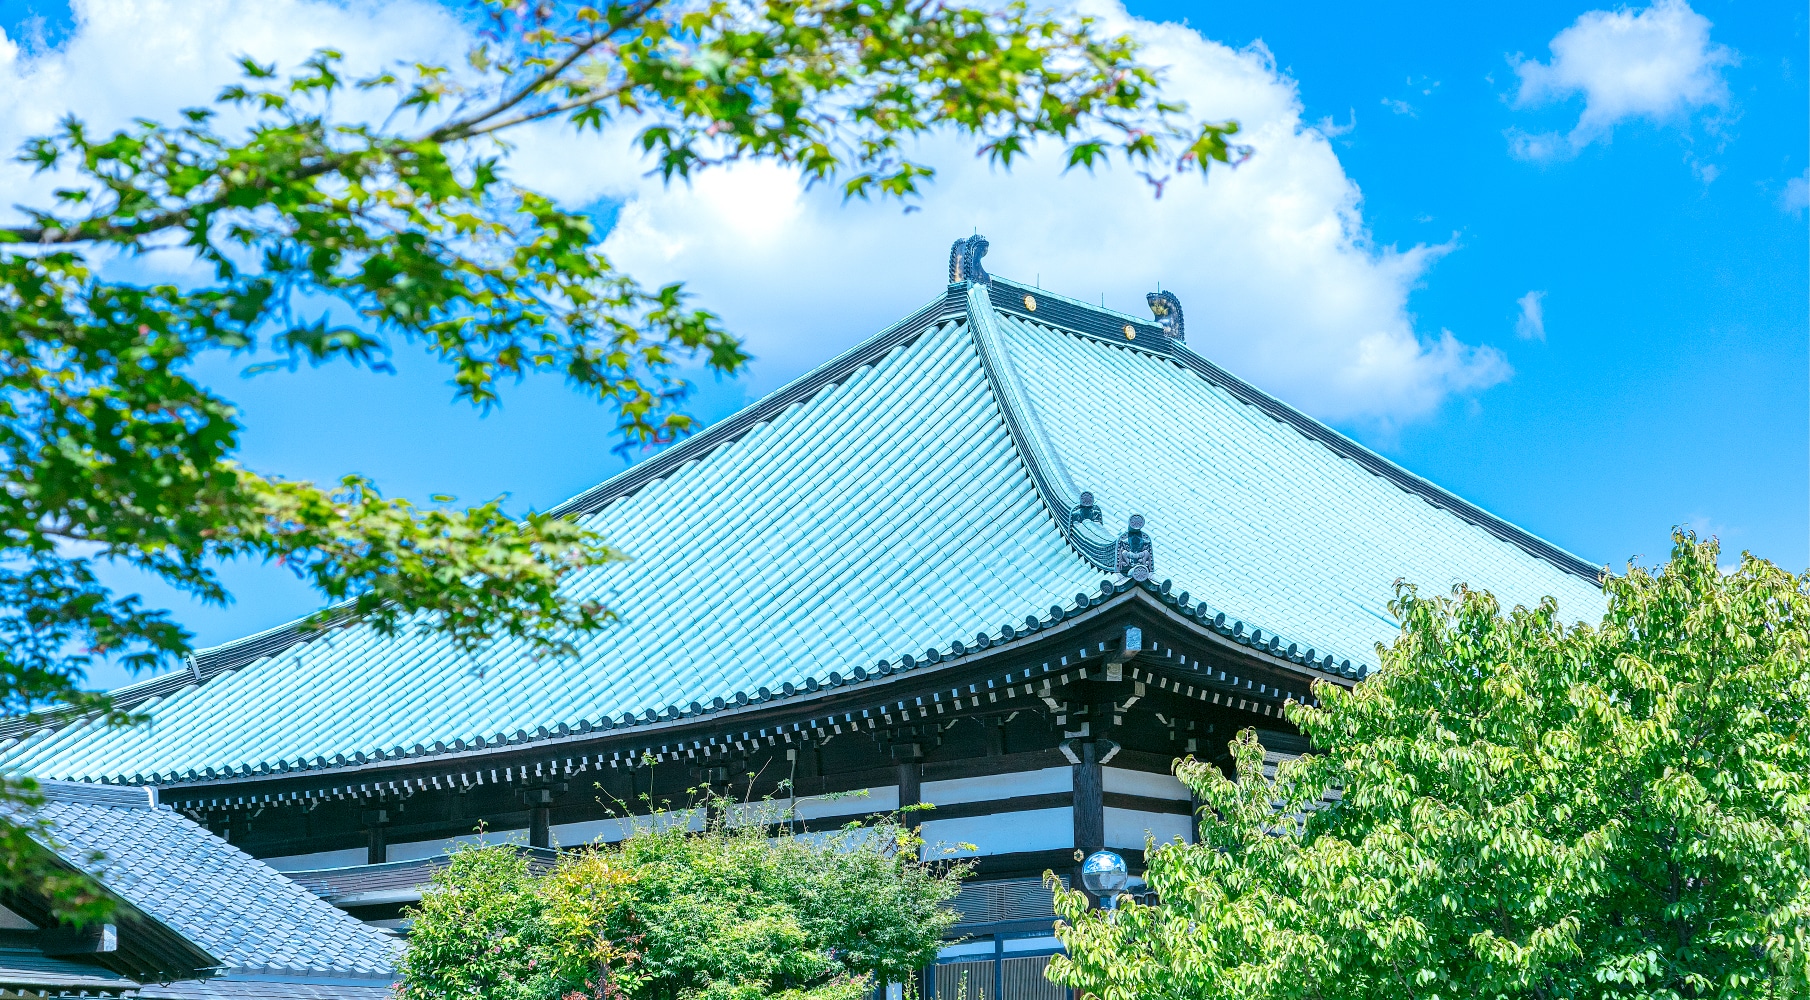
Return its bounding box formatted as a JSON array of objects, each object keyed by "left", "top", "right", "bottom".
[
  {"left": 0, "top": 260, "right": 1602, "bottom": 783},
  {"left": 78, "top": 581, "right": 1353, "bottom": 794}
]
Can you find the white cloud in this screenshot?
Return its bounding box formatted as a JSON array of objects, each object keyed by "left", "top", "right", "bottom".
[
  {"left": 599, "top": 9, "right": 1508, "bottom": 428},
  {"left": 1514, "top": 291, "right": 1547, "bottom": 341},
  {"left": 0, "top": 0, "right": 470, "bottom": 222},
  {"left": 1783, "top": 169, "right": 1810, "bottom": 215},
  {"left": 1510, "top": 0, "right": 1735, "bottom": 160},
  {"left": 0, "top": 0, "right": 1509, "bottom": 431}
]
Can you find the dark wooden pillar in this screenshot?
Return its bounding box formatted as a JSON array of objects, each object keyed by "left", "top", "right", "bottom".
[
  {"left": 1072, "top": 739, "right": 1103, "bottom": 856},
  {"left": 897, "top": 760, "right": 922, "bottom": 831},
  {"left": 362, "top": 809, "right": 389, "bottom": 866},
  {"left": 793, "top": 739, "right": 821, "bottom": 794},
  {"left": 525, "top": 785, "right": 563, "bottom": 849}
]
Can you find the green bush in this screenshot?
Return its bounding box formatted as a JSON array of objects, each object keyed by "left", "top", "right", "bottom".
[
  {"left": 1051, "top": 533, "right": 1810, "bottom": 1000},
  {"left": 400, "top": 806, "right": 967, "bottom": 1000}
]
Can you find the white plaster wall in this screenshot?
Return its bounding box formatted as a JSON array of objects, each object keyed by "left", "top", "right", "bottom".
[
  {"left": 1102, "top": 766, "right": 1190, "bottom": 800},
  {"left": 1104, "top": 807, "right": 1192, "bottom": 850},
  {"left": 1003, "top": 936, "right": 1062, "bottom": 954},
  {"left": 551, "top": 808, "right": 704, "bottom": 846},
  {"left": 796, "top": 785, "right": 899, "bottom": 819},
  {"left": 922, "top": 767, "right": 1070, "bottom": 805},
  {"left": 386, "top": 828, "right": 527, "bottom": 863},
  {"left": 919, "top": 806, "right": 1072, "bottom": 859},
  {"left": 262, "top": 846, "right": 369, "bottom": 872}
]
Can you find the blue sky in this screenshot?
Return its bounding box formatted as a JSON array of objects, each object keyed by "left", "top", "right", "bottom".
[
  {"left": 0, "top": 0, "right": 1803, "bottom": 691},
  {"left": 1188, "top": 0, "right": 1808, "bottom": 578}
]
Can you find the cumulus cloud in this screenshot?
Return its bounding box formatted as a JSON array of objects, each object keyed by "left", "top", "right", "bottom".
[
  {"left": 600, "top": 7, "right": 1509, "bottom": 427},
  {"left": 1783, "top": 170, "right": 1810, "bottom": 216},
  {"left": 0, "top": 0, "right": 1509, "bottom": 431},
  {"left": 1509, "top": 0, "right": 1735, "bottom": 160},
  {"left": 1515, "top": 291, "right": 1547, "bottom": 341},
  {"left": 0, "top": 0, "right": 471, "bottom": 219}
]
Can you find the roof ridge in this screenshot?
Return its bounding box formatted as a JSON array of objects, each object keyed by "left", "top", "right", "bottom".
[
  {"left": 962, "top": 282, "right": 1120, "bottom": 573},
  {"left": 979, "top": 273, "right": 1598, "bottom": 583},
  {"left": 994, "top": 280, "right": 1155, "bottom": 327},
  {"left": 546, "top": 284, "right": 969, "bottom": 520}
]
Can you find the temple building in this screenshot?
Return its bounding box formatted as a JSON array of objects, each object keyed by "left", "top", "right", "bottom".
[{"left": 0, "top": 237, "right": 1602, "bottom": 997}]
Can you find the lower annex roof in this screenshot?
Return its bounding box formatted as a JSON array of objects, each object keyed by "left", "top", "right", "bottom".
[
  {"left": 0, "top": 247, "right": 1605, "bottom": 787},
  {"left": 11, "top": 782, "right": 400, "bottom": 977}
]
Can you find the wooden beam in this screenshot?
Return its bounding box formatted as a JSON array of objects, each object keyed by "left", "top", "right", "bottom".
[{"left": 362, "top": 809, "right": 388, "bottom": 866}]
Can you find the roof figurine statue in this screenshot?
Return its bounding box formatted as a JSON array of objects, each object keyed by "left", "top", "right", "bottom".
[
  {"left": 1070, "top": 490, "right": 1104, "bottom": 525},
  {"left": 948, "top": 234, "right": 991, "bottom": 285},
  {"left": 1115, "top": 514, "right": 1155, "bottom": 581},
  {"left": 1147, "top": 290, "right": 1183, "bottom": 341}
]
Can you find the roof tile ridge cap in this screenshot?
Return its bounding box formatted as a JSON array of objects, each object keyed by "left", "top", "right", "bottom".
[
  {"left": 6, "top": 598, "right": 366, "bottom": 731},
  {"left": 992, "top": 276, "right": 1155, "bottom": 327},
  {"left": 0, "top": 646, "right": 235, "bottom": 741},
  {"left": 963, "top": 282, "right": 1115, "bottom": 569},
  {"left": 1166, "top": 340, "right": 1602, "bottom": 582}
]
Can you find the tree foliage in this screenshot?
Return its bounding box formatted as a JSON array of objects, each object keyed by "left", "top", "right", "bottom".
[
  {"left": 398, "top": 808, "right": 967, "bottom": 1000},
  {"left": 1050, "top": 532, "right": 1810, "bottom": 1000},
  {"left": 0, "top": 0, "right": 1238, "bottom": 874}
]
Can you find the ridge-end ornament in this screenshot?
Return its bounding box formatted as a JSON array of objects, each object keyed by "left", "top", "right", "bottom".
[
  {"left": 1146, "top": 290, "right": 1183, "bottom": 341},
  {"left": 1071, "top": 490, "right": 1104, "bottom": 525},
  {"left": 948, "top": 234, "right": 991, "bottom": 285},
  {"left": 1115, "top": 514, "right": 1155, "bottom": 581}
]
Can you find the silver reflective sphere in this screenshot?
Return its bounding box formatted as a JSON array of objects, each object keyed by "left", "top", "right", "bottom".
[{"left": 1080, "top": 850, "right": 1129, "bottom": 896}]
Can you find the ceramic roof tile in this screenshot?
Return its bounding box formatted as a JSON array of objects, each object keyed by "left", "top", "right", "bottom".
[
  {"left": 0, "top": 275, "right": 1602, "bottom": 783},
  {"left": 139, "top": 978, "right": 396, "bottom": 999},
  {"left": 5, "top": 314, "right": 1098, "bottom": 782},
  {"left": 10, "top": 782, "right": 399, "bottom": 977},
  {"left": 992, "top": 309, "right": 1604, "bottom": 664}
]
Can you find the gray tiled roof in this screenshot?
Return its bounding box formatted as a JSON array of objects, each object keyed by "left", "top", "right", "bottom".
[
  {"left": 286, "top": 846, "right": 557, "bottom": 907},
  {"left": 14, "top": 781, "right": 400, "bottom": 979},
  {"left": 0, "top": 946, "right": 136, "bottom": 994},
  {"left": 138, "top": 972, "right": 397, "bottom": 999}
]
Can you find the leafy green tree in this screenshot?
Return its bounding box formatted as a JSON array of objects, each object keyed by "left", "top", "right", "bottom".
[
  {"left": 399, "top": 808, "right": 967, "bottom": 1000},
  {"left": 1049, "top": 532, "right": 1810, "bottom": 1000},
  {"left": 0, "top": 0, "right": 1239, "bottom": 905},
  {"left": 392, "top": 844, "right": 574, "bottom": 1000}
]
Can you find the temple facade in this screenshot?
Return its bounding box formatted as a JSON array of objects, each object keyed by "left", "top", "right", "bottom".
[{"left": 0, "top": 237, "right": 1603, "bottom": 998}]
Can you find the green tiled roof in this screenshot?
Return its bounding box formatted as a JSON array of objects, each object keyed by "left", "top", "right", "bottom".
[
  {"left": 0, "top": 270, "right": 1603, "bottom": 785},
  {"left": 996, "top": 305, "right": 1603, "bottom": 663}
]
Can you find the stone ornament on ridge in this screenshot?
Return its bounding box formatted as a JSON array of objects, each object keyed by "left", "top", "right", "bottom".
[
  {"left": 1115, "top": 514, "right": 1155, "bottom": 581},
  {"left": 948, "top": 234, "right": 991, "bottom": 285},
  {"left": 1071, "top": 490, "right": 1104, "bottom": 525},
  {"left": 1146, "top": 290, "right": 1183, "bottom": 341}
]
